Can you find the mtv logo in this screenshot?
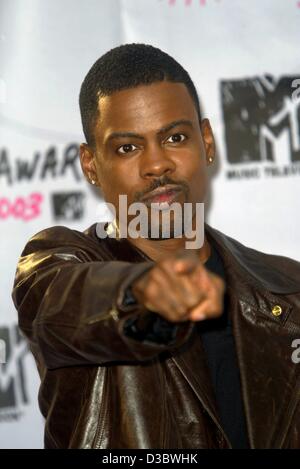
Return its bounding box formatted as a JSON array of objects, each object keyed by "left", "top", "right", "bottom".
[
  {"left": 0, "top": 325, "right": 29, "bottom": 409},
  {"left": 221, "top": 75, "right": 300, "bottom": 165},
  {"left": 51, "top": 191, "right": 85, "bottom": 221}
]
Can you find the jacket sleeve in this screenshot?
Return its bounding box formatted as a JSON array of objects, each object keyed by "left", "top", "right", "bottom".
[{"left": 11, "top": 226, "right": 194, "bottom": 369}]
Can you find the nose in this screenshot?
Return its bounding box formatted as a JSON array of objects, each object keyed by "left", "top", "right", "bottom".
[{"left": 139, "top": 143, "right": 176, "bottom": 179}]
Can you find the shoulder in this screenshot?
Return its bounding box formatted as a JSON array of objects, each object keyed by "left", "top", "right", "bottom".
[
  {"left": 205, "top": 224, "right": 300, "bottom": 294},
  {"left": 21, "top": 223, "right": 106, "bottom": 259},
  {"left": 24, "top": 224, "right": 91, "bottom": 248}
]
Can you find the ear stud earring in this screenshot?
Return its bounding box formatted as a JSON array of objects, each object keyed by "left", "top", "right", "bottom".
[
  {"left": 88, "top": 173, "right": 96, "bottom": 185},
  {"left": 208, "top": 156, "right": 214, "bottom": 164}
]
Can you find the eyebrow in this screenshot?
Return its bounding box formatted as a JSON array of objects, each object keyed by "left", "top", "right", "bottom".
[{"left": 104, "top": 119, "right": 194, "bottom": 144}]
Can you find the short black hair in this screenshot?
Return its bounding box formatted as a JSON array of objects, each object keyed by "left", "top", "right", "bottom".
[{"left": 79, "top": 43, "right": 202, "bottom": 147}]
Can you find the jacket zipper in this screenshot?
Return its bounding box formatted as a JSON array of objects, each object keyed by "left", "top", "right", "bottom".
[{"left": 93, "top": 369, "right": 110, "bottom": 449}]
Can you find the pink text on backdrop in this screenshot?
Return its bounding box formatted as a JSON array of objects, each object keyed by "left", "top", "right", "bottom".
[{"left": 0, "top": 193, "right": 43, "bottom": 221}]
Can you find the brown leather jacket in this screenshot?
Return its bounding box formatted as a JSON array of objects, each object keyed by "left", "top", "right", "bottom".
[{"left": 12, "top": 222, "right": 300, "bottom": 449}]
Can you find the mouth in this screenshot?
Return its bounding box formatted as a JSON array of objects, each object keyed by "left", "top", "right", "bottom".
[{"left": 141, "top": 185, "right": 183, "bottom": 207}]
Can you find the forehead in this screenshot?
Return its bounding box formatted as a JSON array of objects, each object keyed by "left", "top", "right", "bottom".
[{"left": 96, "top": 81, "right": 198, "bottom": 137}]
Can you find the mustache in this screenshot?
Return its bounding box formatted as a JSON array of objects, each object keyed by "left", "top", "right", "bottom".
[{"left": 133, "top": 175, "right": 190, "bottom": 203}]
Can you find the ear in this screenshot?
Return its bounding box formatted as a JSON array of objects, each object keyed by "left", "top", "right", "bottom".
[
  {"left": 79, "top": 143, "right": 100, "bottom": 187},
  {"left": 200, "top": 118, "right": 216, "bottom": 165}
]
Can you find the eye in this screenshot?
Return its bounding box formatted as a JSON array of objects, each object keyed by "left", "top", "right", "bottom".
[
  {"left": 165, "top": 133, "right": 187, "bottom": 144},
  {"left": 116, "top": 143, "right": 138, "bottom": 154}
]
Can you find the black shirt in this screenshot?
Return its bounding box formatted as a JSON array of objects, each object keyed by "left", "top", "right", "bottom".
[{"left": 200, "top": 242, "right": 250, "bottom": 449}]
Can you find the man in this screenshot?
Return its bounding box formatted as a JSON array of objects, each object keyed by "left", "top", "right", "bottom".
[{"left": 12, "top": 43, "right": 300, "bottom": 449}]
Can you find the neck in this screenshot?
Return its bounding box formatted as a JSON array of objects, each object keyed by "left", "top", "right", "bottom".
[
  {"left": 112, "top": 212, "right": 211, "bottom": 263},
  {"left": 128, "top": 234, "right": 211, "bottom": 263}
]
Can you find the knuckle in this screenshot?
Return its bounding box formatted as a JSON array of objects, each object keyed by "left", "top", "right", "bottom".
[
  {"left": 168, "top": 311, "right": 186, "bottom": 322},
  {"left": 145, "top": 282, "right": 158, "bottom": 299},
  {"left": 147, "top": 268, "right": 159, "bottom": 282},
  {"left": 147, "top": 274, "right": 157, "bottom": 286},
  {"left": 186, "top": 296, "right": 201, "bottom": 309},
  {"left": 159, "top": 258, "right": 172, "bottom": 269},
  {"left": 174, "top": 306, "right": 189, "bottom": 319}
]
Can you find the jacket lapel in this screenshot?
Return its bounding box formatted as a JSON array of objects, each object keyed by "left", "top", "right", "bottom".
[
  {"left": 206, "top": 225, "right": 300, "bottom": 448},
  {"left": 227, "top": 283, "right": 300, "bottom": 448}
]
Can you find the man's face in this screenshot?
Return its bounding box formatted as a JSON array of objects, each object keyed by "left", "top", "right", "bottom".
[{"left": 80, "top": 81, "right": 215, "bottom": 234}]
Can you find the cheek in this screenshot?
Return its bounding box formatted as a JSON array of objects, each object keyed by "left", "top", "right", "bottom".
[
  {"left": 187, "top": 158, "right": 208, "bottom": 202},
  {"left": 192, "top": 168, "right": 207, "bottom": 190},
  {"left": 98, "top": 164, "right": 136, "bottom": 205},
  {"left": 178, "top": 147, "right": 206, "bottom": 178}
]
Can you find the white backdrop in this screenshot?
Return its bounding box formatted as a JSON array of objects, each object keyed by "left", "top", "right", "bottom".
[{"left": 0, "top": 0, "right": 299, "bottom": 448}]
